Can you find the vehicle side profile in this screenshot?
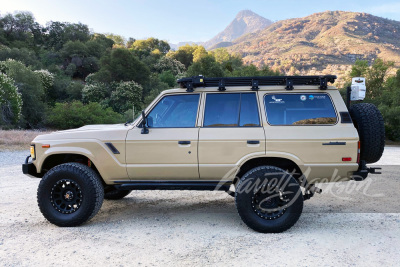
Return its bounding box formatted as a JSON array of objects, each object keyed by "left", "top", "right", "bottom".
[{"left": 23, "top": 75, "right": 384, "bottom": 232}]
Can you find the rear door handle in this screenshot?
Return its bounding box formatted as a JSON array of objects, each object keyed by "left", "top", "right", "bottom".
[
  {"left": 178, "top": 141, "right": 191, "bottom": 145},
  {"left": 247, "top": 140, "right": 260, "bottom": 144},
  {"left": 322, "top": 142, "right": 346, "bottom": 145}
]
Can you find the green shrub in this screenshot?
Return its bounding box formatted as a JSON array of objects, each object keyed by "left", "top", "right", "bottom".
[
  {"left": 46, "top": 101, "right": 123, "bottom": 129},
  {"left": 0, "top": 73, "right": 23, "bottom": 125}
]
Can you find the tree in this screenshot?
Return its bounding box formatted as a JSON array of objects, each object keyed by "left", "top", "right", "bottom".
[
  {"left": 109, "top": 81, "right": 143, "bottom": 113},
  {"left": 211, "top": 48, "right": 243, "bottom": 73},
  {"left": 349, "top": 58, "right": 394, "bottom": 101},
  {"left": 159, "top": 71, "right": 176, "bottom": 87},
  {"left": 94, "top": 48, "right": 150, "bottom": 85},
  {"left": 0, "top": 73, "right": 22, "bottom": 125},
  {"left": 46, "top": 101, "right": 123, "bottom": 129},
  {"left": 154, "top": 57, "right": 185, "bottom": 76},
  {"left": 192, "top": 46, "right": 208, "bottom": 62},
  {"left": 0, "top": 59, "right": 45, "bottom": 127},
  {"left": 186, "top": 55, "right": 224, "bottom": 77},
  {"left": 131, "top": 38, "right": 170, "bottom": 55},
  {"left": 166, "top": 44, "right": 197, "bottom": 68},
  {"left": 106, "top": 33, "right": 126, "bottom": 46}
]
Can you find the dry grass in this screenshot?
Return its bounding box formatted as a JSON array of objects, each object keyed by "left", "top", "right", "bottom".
[{"left": 0, "top": 130, "right": 53, "bottom": 151}]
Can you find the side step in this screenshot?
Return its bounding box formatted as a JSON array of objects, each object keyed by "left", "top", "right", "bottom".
[{"left": 114, "top": 181, "right": 232, "bottom": 191}]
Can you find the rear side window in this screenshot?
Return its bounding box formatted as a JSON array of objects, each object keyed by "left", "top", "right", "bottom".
[
  {"left": 264, "top": 93, "right": 337, "bottom": 125},
  {"left": 203, "top": 93, "right": 260, "bottom": 127}
]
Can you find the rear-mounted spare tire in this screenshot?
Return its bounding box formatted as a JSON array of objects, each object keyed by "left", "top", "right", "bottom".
[{"left": 349, "top": 103, "right": 385, "bottom": 164}]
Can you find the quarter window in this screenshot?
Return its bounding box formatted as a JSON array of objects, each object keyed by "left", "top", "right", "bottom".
[
  {"left": 203, "top": 93, "right": 260, "bottom": 127},
  {"left": 264, "top": 94, "right": 337, "bottom": 125},
  {"left": 147, "top": 94, "right": 199, "bottom": 128}
]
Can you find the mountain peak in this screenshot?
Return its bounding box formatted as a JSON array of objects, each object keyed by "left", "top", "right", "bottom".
[
  {"left": 204, "top": 10, "right": 272, "bottom": 49},
  {"left": 235, "top": 9, "right": 258, "bottom": 19}
]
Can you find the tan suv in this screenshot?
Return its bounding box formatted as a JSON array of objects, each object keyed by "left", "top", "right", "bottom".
[{"left": 22, "top": 75, "right": 384, "bottom": 233}]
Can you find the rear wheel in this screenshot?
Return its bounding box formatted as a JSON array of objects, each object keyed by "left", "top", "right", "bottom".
[
  {"left": 235, "top": 166, "right": 303, "bottom": 233},
  {"left": 37, "top": 163, "right": 104, "bottom": 227}
]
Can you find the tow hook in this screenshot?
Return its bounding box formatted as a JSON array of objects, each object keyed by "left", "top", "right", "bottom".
[
  {"left": 304, "top": 184, "right": 322, "bottom": 201},
  {"left": 298, "top": 176, "right": 322, "bottom": 200}
]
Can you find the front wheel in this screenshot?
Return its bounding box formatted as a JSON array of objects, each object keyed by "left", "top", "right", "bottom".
[
  {"left": 235, "top": 166, "right": 303, "bottom": 233},
  {"left": 37, "top": 163, "right": 104, "bottom": 227}
]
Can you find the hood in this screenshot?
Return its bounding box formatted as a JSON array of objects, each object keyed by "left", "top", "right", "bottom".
[
  {"left": 34, "top": 124, "right": 130, "bottom": 141},
  {"left": 56, "top": 124, "right": 128, "bottom": 133}
]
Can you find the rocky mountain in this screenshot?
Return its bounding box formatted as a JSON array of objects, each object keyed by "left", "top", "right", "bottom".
[
  {"left": 226, "top": 11, "right": 400, "bottom": 86},
  {"left": 203, "top": 10, "right": 272, "bottom": 49}
]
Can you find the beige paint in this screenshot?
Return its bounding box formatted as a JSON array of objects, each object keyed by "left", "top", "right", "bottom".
[{"left": 29, "top": 84, "right": 360, "bottom": 185}]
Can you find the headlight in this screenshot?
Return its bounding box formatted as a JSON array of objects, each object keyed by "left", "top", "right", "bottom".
[{"left": 30, "top": 144, "right": 36, "bottom": 160}]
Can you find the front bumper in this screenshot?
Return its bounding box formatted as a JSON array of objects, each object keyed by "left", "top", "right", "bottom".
[
  {"left": 351, "top": 160, "right": 381, "bottom": 181},
  {"left": 22, "top": 156, "right": 41, "bottom": 178}
]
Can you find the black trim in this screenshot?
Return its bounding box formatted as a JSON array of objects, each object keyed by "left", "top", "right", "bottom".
[
  {"left": 322, "top": 142, "right": 346, "bottom": 145},
  {"left": 351, "top": 160, "right": 382, "bottom": 181},
  {"left": 22, "top": 155, "right": 41, "bottom": 178},
  {"left": 105, "top": 142, "right": 120, "bottom": 154},
  {"left": 178, "top": 75, "right": 337, "bottom": 90},
  {"left": 178, "top": 141, "right": 191, "bottom": 145},
  {"left": 340, "top": 112, "right": 353, "bottom": 123},
  {"left": 113, "top": 180, "right": 232, "bottom": 191}
]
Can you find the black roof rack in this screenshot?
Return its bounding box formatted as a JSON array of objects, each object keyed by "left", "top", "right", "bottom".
[{"left": 177, "top": 75, "right": 337, "bottom": 92}]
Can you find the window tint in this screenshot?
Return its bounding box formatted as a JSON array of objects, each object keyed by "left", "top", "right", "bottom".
[
  {"left": 264, "top": 94, "right": 337, "bottom": 125},
  {"left": 240, "top": 93, "right": 260, "bottom": 126},
  {"left": 147, "top": 94, "right": 199, "bottom": 128},
  {"left": 204, "top": 93, "right": 260, "bottom": 127}
]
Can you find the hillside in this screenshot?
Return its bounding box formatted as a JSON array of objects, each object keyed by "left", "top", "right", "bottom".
[
  {"left": 227, "top": 11, "right": 400, "bottom": 86},
  {"left": 204, "top": 10, "right": 272, "bottom": 49}
]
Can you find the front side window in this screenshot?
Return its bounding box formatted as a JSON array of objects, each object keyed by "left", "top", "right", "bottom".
[
  {"left": 264, "top": 93, "right": 337, "bottom": 125},
  {"left": 203, "top": 93, "right": 260, "bottom": 127},
  {"left": 147, "top": 94, "right": 199, "bottom": 128}
]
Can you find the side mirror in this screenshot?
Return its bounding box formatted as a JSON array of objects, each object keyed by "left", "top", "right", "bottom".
[{"left": 141, "top": 110, "right": 149, "bottom": 134}]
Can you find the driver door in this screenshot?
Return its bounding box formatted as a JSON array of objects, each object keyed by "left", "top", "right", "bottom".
[{"left": 126, "top": 93, "right": 201, "bottom": 180}]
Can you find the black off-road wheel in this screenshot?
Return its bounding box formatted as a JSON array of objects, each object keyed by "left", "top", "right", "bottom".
[
  {"left": 37, "top": 163, "right": 104, "bottom": 227},
  {"left": 350, "top": 103, "right": 385, "bottom": 163},
  {"left": 235, "top": 166, "right": 303, "bottom": 233},
  {"left": 104, "top": 187, "right": 132, "bottom": 200}
]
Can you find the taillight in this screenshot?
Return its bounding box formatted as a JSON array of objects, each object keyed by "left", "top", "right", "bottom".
[{"left": 357, "top": 141, "right": 361, "bottom": 163}]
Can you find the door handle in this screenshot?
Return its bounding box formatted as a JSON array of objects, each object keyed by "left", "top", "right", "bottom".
[
  {"left": 178, "top": 141, "right": 191, "bottom": 145},
  {"left": 322, "top": 142, "right": 346, "bottom": 145},
  {"left": 247, "top": 140, "right": 260, "bottom": 144}
]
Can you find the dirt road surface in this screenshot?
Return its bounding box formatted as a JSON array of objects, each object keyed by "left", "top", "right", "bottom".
[{"left": 0, "top": 148, "right": 399, "bottom": 266}]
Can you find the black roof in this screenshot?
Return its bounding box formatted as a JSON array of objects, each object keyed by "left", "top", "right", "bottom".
[{"left": 177, "top": 75, "right": 337, "bottom": 92}]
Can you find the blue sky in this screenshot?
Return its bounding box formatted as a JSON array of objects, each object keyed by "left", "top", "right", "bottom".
[{"left": 2, "top": 0, "right": 400, "bottom": 43}]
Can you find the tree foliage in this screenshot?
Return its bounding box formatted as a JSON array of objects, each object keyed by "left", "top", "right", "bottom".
[
  {"left": 46, "top": 101, "right": 123, "bottom": 129},
  {"left": 0, "top": 73, "right": 22, "bottom": 125}
]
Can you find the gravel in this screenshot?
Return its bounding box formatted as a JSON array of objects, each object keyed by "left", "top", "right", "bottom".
[{"left": 0, "top": 148, "right": 399, "bottom": 266}]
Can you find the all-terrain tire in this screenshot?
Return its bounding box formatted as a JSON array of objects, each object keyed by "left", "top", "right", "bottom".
[
  {"left": 37, "top": 163, "right": 104, "bottom": 227},
  {"left": 349, "top": 103, "right": 385, "bottom": 163},
  {"left": 235, "top": 166, "right": 303, "bottom": 233},
  {"left": 104, "top": 188, "right": 132, "bottom": 200}
]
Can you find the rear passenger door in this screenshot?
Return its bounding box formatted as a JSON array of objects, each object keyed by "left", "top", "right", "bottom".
[
  {"left": 198, "top": 92, "right": 265, "bottom": 180},
  {"left": 263, "top": 92, "right": 359, "bottom": 179}
]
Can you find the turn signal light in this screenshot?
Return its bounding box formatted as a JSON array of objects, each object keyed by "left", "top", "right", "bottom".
[
  {"left": 342, "top": 157, "right": 352, "bottom": 161},
  {"left": 42, "top": 144, "right": 50, "bottom": 148}
]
